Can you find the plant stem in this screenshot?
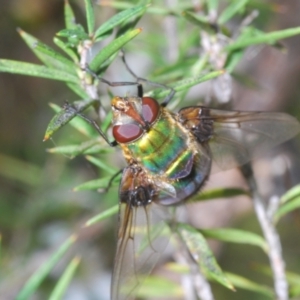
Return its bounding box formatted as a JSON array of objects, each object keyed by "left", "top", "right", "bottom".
[{"left": 241, "top": 164, "right": 288, "bottom": 300}]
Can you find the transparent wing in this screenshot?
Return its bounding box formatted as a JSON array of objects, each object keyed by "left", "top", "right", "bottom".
[
  {"left": 111, "top": 168, "right": 172, "bottom": 300},
  {"left": 179, "top": 107, "right": 300, "bottom": 171}
]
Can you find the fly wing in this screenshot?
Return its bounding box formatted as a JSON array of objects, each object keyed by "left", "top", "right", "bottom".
[
  {"left": 178, "top": 106, "right": 300, "bottom": 171},
  {"left": 111, "top": 166, "right": 172, "bottom": 300}
]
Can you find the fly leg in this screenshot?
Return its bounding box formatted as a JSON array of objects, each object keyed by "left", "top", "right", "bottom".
[
  {"left": 61, "top": 101, "right": 118, "bottom": 147},
  {"left": 85, "top": 66, "right": 142, "bottom": 90},
  {"left": 83, "top": 50, "right": 175, "bottom": 105},
  {"left": 104, "top": 168, "right": 123, "bottom": 193},
  {"left": 119, "top": 49, "right": 175, "bottom": 106}
]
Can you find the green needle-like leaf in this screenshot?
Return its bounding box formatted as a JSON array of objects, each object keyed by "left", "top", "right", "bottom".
[
  {"left": 94, "top": 4, "right": 147, "bottom": 39},
  {"left": 16, "top": 235, "right": 77, "bottom": 300},
  {"left": 136, "top": 276, "right": 182, "bottom": 298},
  {"left": 275, "top": 195, "right": 300, "bottom": 223},
  {"left": 49, "top": 256, "right": 81, "bottom": 300},
  {"left": 218, "top": 0, "right": 249, "bottom": 25},
  {"left": 85, "top": 205, "right": 119, "bottom": 226},
  {"left": 280, "top": 184, "right": 300, "bottom": 204},
  {"left": 84, "top": 0, "right": 95, "bottom": 35},
  {"left": 57, "top": 26, "right": 89, "bottom": 41},
  {"left": 148, "top": 70, "right": 224, "bottom": 99},
  {"left": 53, "top": 37, "right": 79, "bottom": 62},
  {"left": 89, "top": 28, "right": 142, "bottom": 73},
  {"left": 200, "top": 228, "right": 268, "bottom": 252},
  {"left": 44, "top": 99, "right": 97, "bottom": 141},
  {"left": 182, "top": 11, "right": 215, "bottom": 34},
  {"left": 274, "top": 184, "right": 300, "bottom": 222},
  {"left": 225, "top": 272, "right": 274, "bottom": 298},
  {"left": 64, "top": 0, "right": 77, "bottom": 29},
  {"left": 207, "top": 0, "right": 218, "bottom": 15},
  {"left": 74, "top": 176, "right": 118, "bottom": 191},
  {"left": 225, "top": 49, "right": 244, "bottom": 73},
  {"left": 177, "top": 223, "right": 234, "bottom": 290},
  {"left": 226, "top": 27, "right": 300, "bottom": 51},
  {"left": 191, "top": 187, "right": 249, "bottom": 202},
  {"left": 0, "top": 59, "right": 79, "bottom": 82},
  {"left": 47, "top": 141, "right": 112, "bottom": 157},
  {"left": 18, "top": 29, "right": 76, "bottom": 74},
  {"left": 66, "top": 82, "right": 89, "bottom": 99},
  {"left": 85, "top": 155, "right": 118, "bottom": 174}
]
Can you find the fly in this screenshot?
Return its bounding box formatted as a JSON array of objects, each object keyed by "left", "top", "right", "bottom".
[{"left": 106, "top": 94, "right": 300, "bottom": 300}]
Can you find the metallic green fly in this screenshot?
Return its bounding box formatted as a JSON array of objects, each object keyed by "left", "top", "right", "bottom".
[{"left": 105, "top": 93, "right": 300, "bottom": 300}]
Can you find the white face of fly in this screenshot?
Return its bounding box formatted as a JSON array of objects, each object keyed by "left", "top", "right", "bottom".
[{"left": 111, "top": 96, "right": 144, "bottom": 126}]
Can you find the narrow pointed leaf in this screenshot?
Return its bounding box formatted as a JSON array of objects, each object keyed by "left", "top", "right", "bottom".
[
  {"left": 225, "top": 49, "right": 244, "bottom": 73},
  {"left": 200, "top": 228, "right": 268, "bottom": 252},
  {"left": 44, "top": 99, "right": 97, "bottom": 141},
  {"left": 49, "top": 256, "right": 81, "bottom": 300},
  {"left": 53, "top": 37, "right": 79, "bottom": 62},
  {"left": 64, "top": 0, "right": 77, "bottom": 29},
  {"left": 218, "top": 0, "right": 249, "bottom": 25},
  {"left": 148, "top": 70, "right": 224, "bottom": 99},
  {"left": 85, "top": 155, "right": 118, "bottom": 174},
  {"left": 280, "top": 184, "right": 300, "bottom": 204},
  {"left": 94, "top": 4, "right": 147, "bottom": 39},
  {"left": 189, "top": 55, "right": 209, "bottom": 77},
  {"left": 85, "top": 204, "right": 118, "bottom": 226},
  {"left": 16, "top": 235, "right": 77, "bottom": 300},
  {"left": 226, "top": 27, "right": 300, "bottom": 51},
  {"left": 57, "top": 26, "right": 89, "bottom": 40},
  {"left": 0, "top": 59, "right": 78, "bottom": 83},
  {"left": 136, "top": 276, "right": 182, "bottom": 298},
  {"left": 18, "top": 29, "right": 76, "bottom": 74},
  {"left": 84, "top": 0, "right": 95, "bottom": 35},
  {"left": 275, "top": 195, "right": 300, "bottom": 223},
  {"left": 73, "top": 176, "right": 117, "bottom": 191},
  {"left": 165, "top": 262, "right": 189, "bottom": 274},
  {"left": 47, "top": 141, "right": 112, "bottom": 156},
  {"left": 182, "top": 11, "right": 215, "bottom": 34},
  {"left": 57, "top": 25, "right": 89, "bottom": 48},
  {"left": 207, "top": 0, "right": 218, "bottom": 14},
  {"left": 66, "top": 82, "right": 89, "bottom": 99},
  {"left": 100, "top": 110, "right": 113, "bottom": 132},
  {"left": 89, "top": 28, "right": 142, "bottom": 73},
  {"left": 177, "top": 223, "right": 234, "bottom": 290},
  {"left": 97, "top": 2, "right": 192, "bottom": 14},
  {"left": 191, "top": 187, "right": 249, "bottom": 202},
  {"left": 225, "top": 272, "right": 274, "bottom": 298},
  {"left": 273, "top": 185, "right": 300, "bottom": 223}
]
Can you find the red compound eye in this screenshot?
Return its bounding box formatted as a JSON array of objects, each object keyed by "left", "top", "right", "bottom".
[
  {"left": 142, "top": 97, "right": 160, "bottom": 123},
  {"left": 113, "top": 123, "right": 143, "bottom": 143}
]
